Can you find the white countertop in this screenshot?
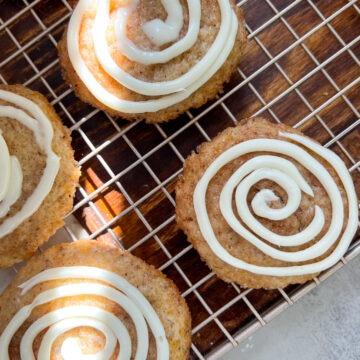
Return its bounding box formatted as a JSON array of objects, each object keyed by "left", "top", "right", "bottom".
[{"left": 222, "top": 254, "right": 360, "bottom": 360}]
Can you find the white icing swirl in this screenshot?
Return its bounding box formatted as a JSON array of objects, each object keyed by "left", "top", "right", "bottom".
[
  {"left": 115, "top": 0, "right": 198, "bottom": 64},
  {"left": 67, "top": 0, "right": 238, "bottom": 112},
  {"left": 193, "top": 132, "right": 358, "bottom": 276},
  {"left": 0, "top": 266, "right": 169, "bottom": 360},
  {"left": 138, "top": 0, "right": 184, "bottom": 47},
  {"left": 0, "top": 133, "right": 22, "bottom": 218},
  {"left": 0, "top": 90, "right": 60, "bottom": 237}
]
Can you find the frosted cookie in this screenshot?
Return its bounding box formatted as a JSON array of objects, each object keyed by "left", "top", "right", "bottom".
[
  {"left": 176, "top": 118, "right": 358, "bottom": 289},
  {"left": 0, "top": 240, "right": 192, "bottom": 359},
  {"left": 0, "top": 85, "right": 80, "bottom": 268},
  {"left": 58, "top": 0, "right": 247, "bottom": 123}
]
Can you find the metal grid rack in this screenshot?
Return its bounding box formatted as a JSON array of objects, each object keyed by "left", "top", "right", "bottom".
[{"left": 0, "top": 0, "right": 359, "bottom": 358}]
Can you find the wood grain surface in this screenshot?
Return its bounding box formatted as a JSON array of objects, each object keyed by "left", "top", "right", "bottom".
[{"left": 0, "top": 0, "right": 359, "bottom": 358}]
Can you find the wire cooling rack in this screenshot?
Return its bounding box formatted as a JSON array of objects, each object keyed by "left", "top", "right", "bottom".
[{"left": 0, "top": 0, "right": 359, "bottom": 358}]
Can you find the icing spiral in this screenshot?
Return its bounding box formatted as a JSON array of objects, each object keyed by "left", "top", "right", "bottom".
[
  {"left": 67, "top": 0, "right": 238, "bottom": 112},
  {"left": 0, "top": 90, "right": 59, "bottom": 237},
  {"left": 0, "top": 133, "right": 22, "bottom": 219},
  {"left": 0, "top": 266, "right": 169, "bottom": 360},
  {"left": 194, "top": 132, "right": 358, "bottom": 276}
]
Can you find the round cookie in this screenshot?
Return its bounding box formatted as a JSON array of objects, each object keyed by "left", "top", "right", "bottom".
[
  {"left": 176, "top": 118, "right": 358, "bottom": 289},
  {"left": 58, "top": 0, "right": 247, "bottom": 123},
  {"left": 0, "top": 240, "right": 192, "bottom": 359},
  {"left": 0, "top": 85, "right": 80, "bottom": 268}
]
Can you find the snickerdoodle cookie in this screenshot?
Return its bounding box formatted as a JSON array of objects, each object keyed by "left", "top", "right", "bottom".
[
  {"left": 0, "top": 240, "right": 191, "bottom": 359},
  {"left": 58, "top": 0, "right": 247, "bottom": 122},
  {"left": 0, "top": 85, "right": 79, "bottom": 268},
  {"left": 176, "top": 118, "right": 358, "bottom": 288}
]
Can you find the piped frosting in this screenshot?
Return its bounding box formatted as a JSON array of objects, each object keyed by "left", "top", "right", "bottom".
[
  {"left": 67, "top": 0, "right": 238, "bottom": 113},
  {"left": 193, "top": 132, "right": 358, "bottom": 276},
  {"left": 0, "top": 90, "right": 59, "bottom": 237},
  {"left": 0, "top": 266, "right": 170, "bottom": 360}
]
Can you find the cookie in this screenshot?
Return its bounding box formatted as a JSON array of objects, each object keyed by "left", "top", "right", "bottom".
[
  {"left": 176, "top": 118, "right": 358, "bottom": 289},
  {"left": 0, "top": 240, "right": 191, "bottom": 359},
  {"left": 58, "top": 0, "right": 247, "bottom": 123},
  {"left": 0, "top": 85, "right": 80, "bottom": 268}
]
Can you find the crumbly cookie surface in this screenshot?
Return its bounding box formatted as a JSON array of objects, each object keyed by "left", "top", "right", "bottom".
[
  {"left": 0, "top": 84, "right": 80, "bottom": 268},
  {"left": 176, "top": 118, "right": 350, "bottom": 289},
  {"left": 58, "top": 0, "right": 247, "bottom": 122},
  {"left": 0, "top": 240, "right": 191, "bottom": 359}
]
